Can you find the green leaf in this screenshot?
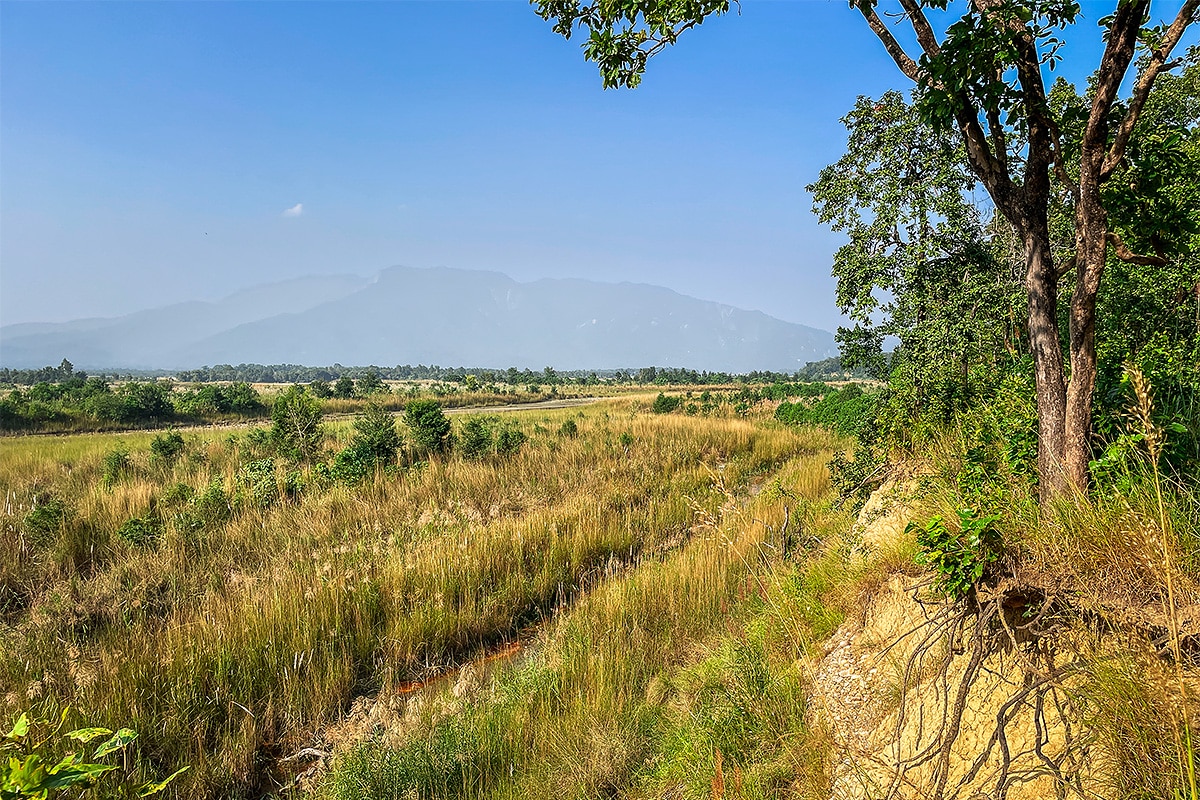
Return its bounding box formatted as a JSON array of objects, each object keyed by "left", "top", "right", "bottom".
[
  {"left": 5, "top": 714, "right": 29, "bottom": 740},
  {"left": 65, "top": 727, "right": 113, "bottom": 744},
  {"left": 41, "top": 762, "right": 116, "bottom": 789},
  {"left": 137, "top": 766, "right": 190, "bottom": 797},
  {"left": 93, "top": 728, "right": 137, "bottom": 759}
]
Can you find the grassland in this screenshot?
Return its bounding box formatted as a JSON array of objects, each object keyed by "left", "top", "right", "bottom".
[
  {"left": 0, "top": 398, "right": 845, "bottom": 798},
  {"left": 5, "top": 387, "right": 1195, "bottom": 799}
]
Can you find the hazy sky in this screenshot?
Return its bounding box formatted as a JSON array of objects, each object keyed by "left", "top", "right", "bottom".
[{"left": 2, "top": 1, "right": 1191, "bottom": 333}]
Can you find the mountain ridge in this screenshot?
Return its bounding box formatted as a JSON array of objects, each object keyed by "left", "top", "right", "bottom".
[{"left": 1, "top": 266, "right": 835, "bottom": 372}]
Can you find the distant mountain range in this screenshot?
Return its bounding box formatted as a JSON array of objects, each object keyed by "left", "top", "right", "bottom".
[{"left": 0, "top": 266, "right": 836, "bottom": 372}]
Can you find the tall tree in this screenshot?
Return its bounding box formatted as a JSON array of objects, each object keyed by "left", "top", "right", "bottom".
[
  {"left": 809, "top": 90, "right": 1021, "bottom": 428},
  {"left": 534, "top": 0, "right": 1200, "bottom": 500}
]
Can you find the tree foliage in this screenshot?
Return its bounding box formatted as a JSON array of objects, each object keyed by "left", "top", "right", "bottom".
[
  {"left": 810, "top": 90, "right": 1022, "bottom": 428},
  {"left": 269, "top": 385, "right": 325, "bottom": 463},
  {"left": 350, "top": 402, "right": 403, "bottom": 466},
  {"left": 403, "top": 399, "right": 452, "bottom": 456}
]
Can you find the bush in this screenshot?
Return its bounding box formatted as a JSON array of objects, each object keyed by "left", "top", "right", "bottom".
[
  {"left": 149, "top": 431, "right": 186, "bottom": 467},
  {"left": 493, "top": 421, "right": 527, "bottom": 457},
  {"left": 351, "top": 403, "right": 402, "bottom": 466},
  {"left": 100, "top": 448, "right": 131, "bottom": 488},
  {"left": 237, "top": 459, "right": 279, "bottom": 509},
  {"left": 356, "top": 369, "right": 387, "bottom": 397},
  {"left": 161, "top": 483, "right": 195, "bottom": 507},
  {"left": 270, "top": 386, "right": 324, "bottom": 463},
  {"left": 328, "top": 446, "right": 374, "bottom": 485},
  {"left": 458, "top": 416, "right": 494, "bottom": 460},
  {"left": 652, "top": 393, "right": 682, "bottom": 414},
  {"left": 117, "top": 382, "right": 174, "bottom": 422},
  {"left": 558, "top": 419, "right": 579, "bottom": 438},
  {"left": 404, "top": 400, "right": 452, "bottom": 456},
  {"left": 1, "top": 710, "right": 188, "bottom": 798},
  {"left": 24, "top": 497, "right": 69, "bottom": 545},
  {"left": 189, "top": 482, "right": 232, "bottom": 530},
  {"left": 117, "top": 515, "right": 162, "bottom": 548},
  {"left": 222, "top": 382, "right": 263, "bottom": 414},
  {"left": 827, "top": 446, "right": 885, "bottom": 512},
  {"left": 910, "top": 508, "right": 1002, "bottom": 600},
  {"left": 457, "top": 416, "right": 526, "bottom": 460}
]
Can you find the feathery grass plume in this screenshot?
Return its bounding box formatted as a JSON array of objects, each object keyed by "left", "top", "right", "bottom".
[{"left": 1126, "top": 362, "right": 1197, "bottom": 798}]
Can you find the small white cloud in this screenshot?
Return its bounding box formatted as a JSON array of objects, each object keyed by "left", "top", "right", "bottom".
[{"left": 282, "top": 203, "right": 304, "bottom": 217}]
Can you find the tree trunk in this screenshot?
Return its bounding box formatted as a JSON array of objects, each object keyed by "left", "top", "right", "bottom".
[
  {"left": 1024, "top": 225, "right": 1070, "bottom": 501},
  {"left": 1067, "top": 175, "right": 1109, "bottom": 494}
]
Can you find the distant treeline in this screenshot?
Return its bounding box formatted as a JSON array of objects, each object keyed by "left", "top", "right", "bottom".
[
  {"left": 0, "top": 374, "right": 266, "bottom": 433},
  {"left": 0, "top": 356, "right": 860, "bottom": 387}
]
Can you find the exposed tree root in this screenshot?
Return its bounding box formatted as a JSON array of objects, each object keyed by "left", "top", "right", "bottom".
[{"left": 868, "top": 574, "right": 1199, "bottom": 800}]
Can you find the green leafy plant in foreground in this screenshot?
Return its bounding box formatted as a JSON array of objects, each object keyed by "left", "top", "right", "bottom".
[
  {"left": 1, "top": 710, "right": 186, "bottom": 798},
  {"left": 909, "top": 507, "right": 1001, "bottom": 600}
]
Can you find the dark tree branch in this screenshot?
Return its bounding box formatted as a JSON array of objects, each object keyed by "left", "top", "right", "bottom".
[
  {"left": 854, "top": 0, "right": 923, "bottom": 81},
  {"left": 985, "top": 98, "right": 1010, "bottom": 176},
  {"left": 897, "top": 0, "right": 940, "bottom": 56},
  {"left": 1056, "top": 254, "right": 1077, "bottom": 281},
  {"left": 1107, "top": 232, "right": 1169, "bottom": 266},
  {"left": 1084, "top": 0, "right": 1151, "bottom": 184},
  {"left": 1103, "top": 0, "right": 1200, "bottom": 179}
]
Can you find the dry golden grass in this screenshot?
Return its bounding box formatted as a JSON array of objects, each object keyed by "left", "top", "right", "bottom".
[
  {"left": 0, "top": 400, "right": 838, "bottom": 798},
  {"left": 320, "top": 446, "right": 846, "bottom": 800}
]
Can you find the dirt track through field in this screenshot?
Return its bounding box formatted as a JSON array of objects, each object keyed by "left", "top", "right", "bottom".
[{"left": 440, "top": 396, "right": 604, "bottom": 415}]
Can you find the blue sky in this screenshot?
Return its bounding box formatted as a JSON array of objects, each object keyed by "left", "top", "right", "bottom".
[{"left": 1, "top": 1, "right": 1192, "bottom": 333}]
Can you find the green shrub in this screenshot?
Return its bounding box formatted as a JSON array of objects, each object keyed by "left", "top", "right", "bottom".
[
  {"left": 222, "top": 382, "right": 263, "bottom": 414},
  {"left": 100, "top": 448, "right": 130, "bottom": 488},
  {"left": 149, "top": 431, "right": 186, "bottom": 467},
  {"left": 161, "top": 483, "right": 194, "bottom": 507},
  {"left": 23, "top": 497, "right": 69, "bottom": 546},
  {"left": 779, "top": 384, "right": 878, "bottom": 439},
  {"left": 351, "top": 402, "right": 402, "bottom": 466},
  {"left": 1, "top": 710, "right": 187, "bottom": 798},
  {"left": 457, "top": 416, "right": 526, "bottom": 460},
  {"left": 328, "top": 445, "right": 374, "bottom": 485},
  {"left": 355, "top": 369, "right": 387, "bottom": 397},
  {"left": 827, "top": 446, "right": 885, "bottom": 512},
  {"left": 458, "top": 416, "right": 494, "bottom": 459},
  {"left": 117, "top": 515, "right": 162, "bottom": 548},
  {"left": 909, "top": 508, "right": 1001, "bottom": 600},
  {"left": 236, "top": 459, "right": 279, "bottom": 509},
  {"left": 188, "top": 482, "right": 232, "bottom": 530},
  {"left": 558, "top": 419, "right": 579, "bottom": 438},
  {"left": 404, "top": 400, "right": 452, "bottom": 456},
  {"left": 652, "top": 393, "right": 682, "bottom": 414},
  {"left": 269, "top": 386, "right": 324, "bottom": 463},
  {"left": 493, "top": 420, "right": 527, "bottom": 457}
]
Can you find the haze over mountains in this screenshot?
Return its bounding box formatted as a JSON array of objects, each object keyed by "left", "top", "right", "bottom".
[{"left": 0, "top": 266, "right": 835, "bottom": 373}]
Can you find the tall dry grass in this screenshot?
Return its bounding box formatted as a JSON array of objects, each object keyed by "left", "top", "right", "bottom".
[
  {"left": 0, "top": 401, "right": 837, "bottom": 797},
  {"left": 321, "top": 451, "right": 851, "bottom": 800}
]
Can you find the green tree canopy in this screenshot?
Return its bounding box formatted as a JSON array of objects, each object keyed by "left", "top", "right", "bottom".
[{"left": 809, "top": 90, "right": 1022, "bottom": 427}]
